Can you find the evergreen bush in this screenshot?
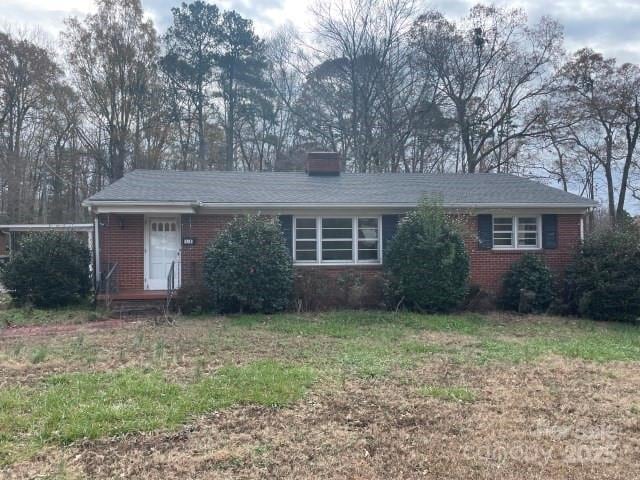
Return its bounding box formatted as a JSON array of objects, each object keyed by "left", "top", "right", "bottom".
[
  {"left": 500, "top": 254, "right": 553, "bottom": 313},
  {"left": 0, "top": 232, "right": 91, "bottom": 307},
  {"left": 203, "top": 215, "right": 293, "bottom": 313},
  {"left": 565, "top": 226, "right": 640, "bottom": 322},
  {"left": 384, "top": 201, "right": 469, "bottom": 312}
]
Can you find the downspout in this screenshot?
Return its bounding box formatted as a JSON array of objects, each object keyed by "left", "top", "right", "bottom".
[{"left": 94, "top": 216, "right": 100, "bottom": 284}]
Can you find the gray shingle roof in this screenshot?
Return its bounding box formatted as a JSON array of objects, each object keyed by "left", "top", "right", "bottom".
[{"left": 86, "top": 170, "right": 596, "bottom": 207}]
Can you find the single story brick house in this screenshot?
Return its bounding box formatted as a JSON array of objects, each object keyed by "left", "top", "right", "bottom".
[{"left": 83, "top": 153, "right": 596, "bottom": 307}]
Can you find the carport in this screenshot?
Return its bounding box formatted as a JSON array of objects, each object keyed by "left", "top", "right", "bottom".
[{"left": 0, "top": 224, "right": 94, "bottom": 262}]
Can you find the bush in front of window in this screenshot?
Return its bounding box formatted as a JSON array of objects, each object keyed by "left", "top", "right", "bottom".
[
  {"left": 384, "top": 201, "right": 469, "bottom": 312},
  {"left": 293, "top": 269, "right": 332, "bottom": 311},
  {"left": 203, "top": 215, "right": 293, "bottom": 313},
  {"left": 500, "top": 254, "right": 553, "bottom": 313},
  {"left": 564, "top": 226, "right": 640, "bottom": 322},
  {"left": 0, "top": 232, "right": 91, "bottom": 308}
]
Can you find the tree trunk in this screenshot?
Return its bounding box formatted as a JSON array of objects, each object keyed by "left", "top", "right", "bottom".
[{"left": 226, "top": 69, "right": 235, "bottom": 171}]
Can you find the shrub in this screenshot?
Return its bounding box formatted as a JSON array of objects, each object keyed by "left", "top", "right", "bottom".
[
  {"left": 384, "top": 201, "right": 469, "bottom": 312},
  {"left": 336, "top": 271, "right": 367, "bottom": 308},
  {"left": 500, "top": 254, "right": 553, "bottom": 313},
  {"left": 0, "top": 232, "right": 91, "bottom": 308},
  {"left": 203, "top": 215, "right": 293, "bottom": 313},
  {"left": 174, "top": 280, "right": 215, "bottom": 315},
  {"left": 293, "top": 269, "right": 332, "bottom": 312},
  {"left": 565, "top": 226, "right": 640, "bottom": 322}
]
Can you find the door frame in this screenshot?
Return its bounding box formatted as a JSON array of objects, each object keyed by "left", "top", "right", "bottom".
[{"left": 144, "top": 215, "right": 182, "bottom": 291}]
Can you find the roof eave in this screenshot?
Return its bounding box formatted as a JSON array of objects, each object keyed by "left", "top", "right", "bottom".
[
  {"left": 197, "top": 201, "right": 596, "bottom": 209},
  {"left": 83, "top": 199, "right": 596, "bottom": 213}
]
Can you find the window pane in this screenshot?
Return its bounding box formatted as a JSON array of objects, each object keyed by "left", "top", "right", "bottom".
[
  {"left": 322, "top": 228, "right": 352, "bottom": 239},
  {"left": 296, "top": 228, "right": 316, "bottom": 239},
  {"left": 322, "top": 218, "right": 351, "bottom": 229},
  {"left": 296, "top": 250, "right": 316, "bottom": 261},
  {"left": 358, "top": 217, "right": 377, "bottom": 228},
  {"left": 296, "top": 218, "right": 316, "bottom": 228},
  {"left": 322, "top": 249, "right": 353, "bottom": 261},
  {"left": 494, "top": 218, "right": 513, "bottom": 229},
  {"left": 358, "top": 218, "right": 378, "bottom": 239},
  {"left": 295, "top": 218, "right": 317, "bottom": 261},
  {"left": 358, "top": 240, "right": 378, "bottom": 250},
  {"left": 517, "top": 217, "right": 538, "bottom": 247},
  {"left": 357, "top": 218, "right": 379, "bottom": 261},
  {"left": 322, "top": 240, "right": 352, "bottom": 250},
  {"left": 321, "top": 218, "right": 353, "bottom": 261},
  {"left": 358, "top": 249, "right": 378, "bottom": 260},
  {"left": 493, "top": 217, "right": 513, "bottom": 247}
]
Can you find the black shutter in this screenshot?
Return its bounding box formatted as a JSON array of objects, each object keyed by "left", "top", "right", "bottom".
[
  {"left": 279, "top": 215, "right": 293, "bottom": 257},
  {"left": 477, "top": 214, "right": 493, "bottom": 250},
  {"left": 542, "top": 214, "right": 558, "bottom": 249},
  {"left": 382, "top": 214, "right": 401, "bottom": 252}
]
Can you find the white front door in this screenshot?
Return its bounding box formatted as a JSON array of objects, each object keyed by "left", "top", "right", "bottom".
[{"left": 145, "top": 217, "right": 181, "bottom": 290}]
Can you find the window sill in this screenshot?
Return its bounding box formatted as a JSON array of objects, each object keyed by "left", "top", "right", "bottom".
[
  {"left": 293, "top": 262, "right": 382, "bottom": 267},
  {"left": 491, "top": 247, "right": 542, "bottom": 252}
]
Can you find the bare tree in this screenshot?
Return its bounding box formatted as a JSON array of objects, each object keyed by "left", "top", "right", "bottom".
[
  {"left": 559, "top": 48, "right": 640, "bottom": 223},
  {"left": 0, "top": 31, "right": 61, "bottom": 221},
  {"left": 308, "top": 0, "right": 425, "bottom": 172},
  {"left": 63, "top": 0, "right": 159, "bottom": 182},
  {"left": 410, "top": 5, "right": 564, "bottom": 173}
]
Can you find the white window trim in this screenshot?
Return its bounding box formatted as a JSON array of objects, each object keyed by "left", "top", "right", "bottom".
[
  {"left": 492, "top": 215, "right": 542, "bottom": 250},
  {"left": 293, "top": 216, "right": 382, "bottom": 266}
]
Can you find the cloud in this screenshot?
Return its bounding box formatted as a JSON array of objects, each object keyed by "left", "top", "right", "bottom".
[
  {"left": 143, "top": 0, "right": 288, "bottom": 34},
  {"left": 445, "top": 0, "right": 640, "bottom": 63},
  {"left": 1, "top": 0, "right": 640, "bottom": 63},
  {"left": 0, "top": 1, "right": 93, "bottom": 40}
]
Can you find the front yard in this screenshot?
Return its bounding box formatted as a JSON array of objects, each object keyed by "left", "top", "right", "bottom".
[{"left": 1, "top": 309, "right": 639, "bottom": 478}]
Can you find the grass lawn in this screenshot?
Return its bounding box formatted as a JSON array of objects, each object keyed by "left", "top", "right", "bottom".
[{"left": 1, "top": 309, "right": 639, "bottom": 479}]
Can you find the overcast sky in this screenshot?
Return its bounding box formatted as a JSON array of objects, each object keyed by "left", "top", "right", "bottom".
[{"left": 1, "top": 0, "right": 640, "bottom": 63}]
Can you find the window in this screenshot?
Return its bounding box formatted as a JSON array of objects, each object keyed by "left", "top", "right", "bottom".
[
  {"left": 322, "top": 218, "right": 353, "bottom": 261},
  {"left": 493, "top": 217, "right": 514, "bottom": 247},
  {"left": 295, "top": 218, "right": 317, "bottom": 262},
  {"left": 517, "top": 217, "right": 538, "bottom": 247},
  {"left": 293, "top": 216, "right": 381, "bottom": 264},
  {"left": 493, "top": 216, "right": 540, "bottom": 249},
  {"left": 357, "top": 218, "right": 379, "bottom": 261}
]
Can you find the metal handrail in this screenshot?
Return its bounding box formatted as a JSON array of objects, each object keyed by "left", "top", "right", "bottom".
[
  {"left": 95, "top": 262, "right": 118, "bottom": 307},
  {"left": 164, "top": 260, "right": 175, "bottom": 315}
]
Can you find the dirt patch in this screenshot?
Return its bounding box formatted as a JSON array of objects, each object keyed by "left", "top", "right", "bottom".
[
  {"left": 5, "top": 359, "right": 640, "bottom": 479},
  {"left": 0, "top": 318, "right": 138, "bottom": 339},
  {"left": 2, "top": 314, "right": 640, "bottom": 479}
]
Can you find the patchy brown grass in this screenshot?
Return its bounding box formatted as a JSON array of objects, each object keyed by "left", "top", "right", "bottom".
[{"left": 1, "top": 311, "right": 639, "bottom": 479}]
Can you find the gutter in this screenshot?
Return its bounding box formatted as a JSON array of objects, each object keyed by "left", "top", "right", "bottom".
[
  {"left": 197, "top": 201, "right": 596, "bottom": 209},
  {"left": 82, "top": 200, "right": 595, "bottom": 209}
]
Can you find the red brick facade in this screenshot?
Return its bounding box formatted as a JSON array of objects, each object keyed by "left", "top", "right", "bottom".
[
  {"left": 97, "top": 212, "right": 583, "bottom": 303},
  {"left": 180, "top": 214, "right": 235, "bottom": 283},
  {"left": 465, "top": 214, "right": 582, "bottom": 294},
  {"left": 0, "top": 232, "right": 7, "bottom": 256},
  {"left": 97, "top": 214, "right": 145, "bottom": 291}
]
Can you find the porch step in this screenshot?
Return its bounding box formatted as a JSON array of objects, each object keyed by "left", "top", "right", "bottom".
[{"left": 110, "top": 301, "right": 165, "bottom": 318}]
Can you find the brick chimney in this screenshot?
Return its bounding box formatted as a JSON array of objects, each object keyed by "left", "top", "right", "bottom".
[{"left": 305, "top": 152, "right": 341, "bottom": 176}]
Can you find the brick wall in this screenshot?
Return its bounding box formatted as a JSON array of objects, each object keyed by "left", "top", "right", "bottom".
[
  {"left": 97, "top": 212, "right": 583, "bottom": 302},
  {"left": 98, "top": 214, "right": 145, "bottom": 291},
  {"left": 293, "top": 265, "right": 384, "bottom": 309},
  {"left": 465, "top": 214, "right": 582, "bottom": 293},
  {"left": 180, "top": 214, "right": 235, "bottom": 283},
  {"left": 0, "top": 233, "right": 7, "bottom": 256}
]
